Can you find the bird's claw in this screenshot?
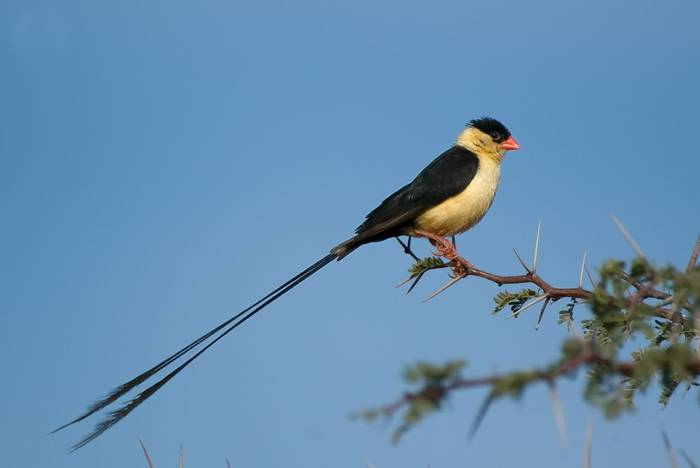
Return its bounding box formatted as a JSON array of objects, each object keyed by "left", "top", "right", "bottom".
[
  {"left": 448, "top": 260, "right": 468, "bottom": 278},
  {"left": 412, "top": 229, "right": 474, "bottom": 279},
  {"left": 413, "top": 230, "right": 458, "bottom": 259},
  {"left": 432, "top": 238, "right": 457, "bottom": 259}
]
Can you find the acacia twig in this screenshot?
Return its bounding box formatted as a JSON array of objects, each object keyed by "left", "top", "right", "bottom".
[
  {"left": 414, "top": 235, "right": 696, "bottom": 325},
  {"left": 368, "top": 353, "right": 700, "bottom": 424}
]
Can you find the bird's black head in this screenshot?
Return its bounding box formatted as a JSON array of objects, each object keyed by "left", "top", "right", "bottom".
[
  {"left": 456, "top": 116, "right": 520, "bottom": 156},
  {"left": 468, "top": 117, "right": 511, "bottom": 144}
]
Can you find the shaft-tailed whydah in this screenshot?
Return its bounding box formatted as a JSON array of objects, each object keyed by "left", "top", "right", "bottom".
[{"left": 55, "top": 116, "right": 520, "bottom": 450}]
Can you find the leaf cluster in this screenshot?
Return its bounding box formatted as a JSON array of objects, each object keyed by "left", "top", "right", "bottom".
[
  {"left": 353, "top": 360, "right": 465, "bottom": 443},
  {"left": 492, "top": 288, "right": 539, "bottom": 317}
]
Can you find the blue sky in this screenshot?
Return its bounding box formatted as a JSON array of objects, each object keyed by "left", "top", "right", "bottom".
[{"left": 2, "top": 0, "right": 699, "bottom": 466}]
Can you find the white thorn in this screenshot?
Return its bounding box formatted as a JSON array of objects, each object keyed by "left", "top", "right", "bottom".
[
  {"left": 532, "top": 220, "right": 542, "bottom": 272},
  {"left": 579, "top": 250, "right": 587, "bottom": 289},
  {"left": 548, "top": 384, "right": 568, "bottom": 447},
  {"left": 507, "top": 295, "right": 547, "bottom": 319},
  {"left": 423, "top": 275, "right": 464, "bottom": 302},
  {"left": 583, "top": 419, "right": 593, "bottom": 468},
  {"left": 610, "top": 214, "right": 645, "bottom": 258}
]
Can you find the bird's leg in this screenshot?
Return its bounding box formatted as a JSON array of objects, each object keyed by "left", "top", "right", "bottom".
[
  {"left": 446, "top": 235, "right": 470, "bottom": 276},
  {"left": 395, "top": 236, "right": 450, "bottom": 294},
  {"left": 395, "top": 236, "right": 420, "bottom": 261}
]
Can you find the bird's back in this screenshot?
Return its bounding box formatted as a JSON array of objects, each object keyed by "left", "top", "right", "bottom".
[{"left": 331, "top": 146, "right": 481, "bottom": 258}]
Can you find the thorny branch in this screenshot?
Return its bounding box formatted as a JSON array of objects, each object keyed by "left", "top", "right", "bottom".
[
  {"left": 369, "top": 344, "right": 700, "bottom": 422},
  {"left": 363, "top": 229, "right": 700, "bottom": 442},
  {"left": 405, "top": 230, "right": 700, "bottom": 325}
]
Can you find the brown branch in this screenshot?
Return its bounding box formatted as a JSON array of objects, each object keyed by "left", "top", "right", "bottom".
[
  {"left": 460, "top": 261, "right": 591, "bottom": 299},
  {"left": 411, "top": 234, "right": 699, "bottom": 326},
  {"left": 373, "top": 352, "right": 700, "bottom": 420},
  {"left": 620, "top": 271, "right": 670, "bottom": 301},
  {"left": 408, "top": 231, "right": 700, "bottom": 327}
]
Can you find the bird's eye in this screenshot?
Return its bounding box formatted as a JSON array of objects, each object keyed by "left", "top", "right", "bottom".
[{"left": 490, "top": 131, "right": 501, "bottom": 141}]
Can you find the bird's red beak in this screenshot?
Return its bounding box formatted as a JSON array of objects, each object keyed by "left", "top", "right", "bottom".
[{"left": 501, "top": 136, "right": 520, "bottom": 151}]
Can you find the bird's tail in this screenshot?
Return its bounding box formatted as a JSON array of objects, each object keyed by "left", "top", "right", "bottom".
[
  {"left": 330, "top": 237, "right": 362, "bottom": 259},
  {"left": 54, "top": 252, "right": 339, "bottom": 451}
]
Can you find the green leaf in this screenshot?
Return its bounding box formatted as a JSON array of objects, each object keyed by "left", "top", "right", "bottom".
[{"left": 493, "top": 289, "right": 539, "bottom": 316}]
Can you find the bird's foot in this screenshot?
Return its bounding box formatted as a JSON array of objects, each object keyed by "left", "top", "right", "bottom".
[
  {"left": 413, "top": 230, "right": 474, "bottom": 277},
  {"left": 413, "top": 230, "right": 458, "bottom": 259}
]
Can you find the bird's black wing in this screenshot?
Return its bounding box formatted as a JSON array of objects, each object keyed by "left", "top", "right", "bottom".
[{"left": 348, "top": 146, "right": 479, "bottom": 246}]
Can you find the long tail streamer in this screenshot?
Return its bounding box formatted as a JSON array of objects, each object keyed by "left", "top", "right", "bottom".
[{"left": 54, "top": 253, "right": 338, "bottom": 451}]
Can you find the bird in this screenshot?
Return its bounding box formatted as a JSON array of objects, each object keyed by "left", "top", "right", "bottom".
[{"left": 54, "top": 116, "right": 520, "bottom": 450}]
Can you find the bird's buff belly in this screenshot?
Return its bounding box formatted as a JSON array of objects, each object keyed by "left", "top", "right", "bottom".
[{"left": 412, "top": 164, "right": 500, "bottom": 237}]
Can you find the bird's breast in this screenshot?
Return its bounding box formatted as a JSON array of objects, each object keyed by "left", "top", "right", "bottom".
[{"left": 413, "top": 157, "right": 501, "bottom": 236}]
